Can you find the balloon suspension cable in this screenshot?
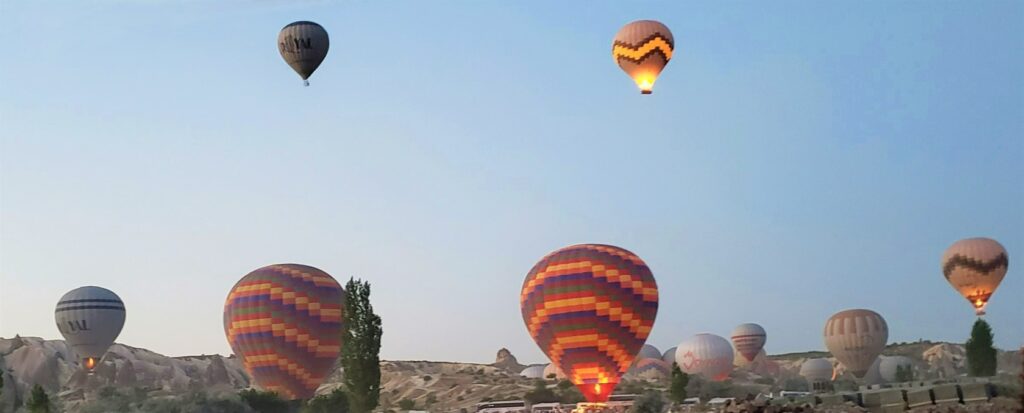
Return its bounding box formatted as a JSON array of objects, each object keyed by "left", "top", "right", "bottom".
[{"left": 304, "top": 79, "right": 310, "bottom": 87}]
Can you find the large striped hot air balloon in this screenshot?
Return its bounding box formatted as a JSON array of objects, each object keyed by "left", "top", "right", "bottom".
[
  {"left": 521, "top": 244, "right": 659, "bottom": 403},
  {"left": 823, "top": 309, "right": 887, "bottom": 378},
  {"left": 942, "top": 237, "right": 1009, "bottom": 316},
  {"left": 612, "top": 20, "right": 674, "bottom": 94},
  {"left": 224, "top": 264, "right": 345, "bottom": 400}
]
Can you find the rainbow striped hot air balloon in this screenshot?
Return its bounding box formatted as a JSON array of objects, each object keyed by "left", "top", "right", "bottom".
[
  {"left": 521, "top": 244, "right": 659, "bottom": 403},
  {"left": 224, "top": 264, "right": 345, "bottom": 400}
]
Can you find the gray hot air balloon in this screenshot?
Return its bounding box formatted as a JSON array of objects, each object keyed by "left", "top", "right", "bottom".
[
  {"left": 55, "top": 286, "right": 126, "bottom": 371},
  {"left": 278, "top": 21, "right": 329, "bottom": 86}
]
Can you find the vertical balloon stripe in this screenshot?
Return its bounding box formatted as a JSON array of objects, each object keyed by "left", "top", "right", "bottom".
[
  {"left": 522, "top": 244, "right": 658, "bottom": 403},
  {"left": 224, "top": 264, "right": 344, "bottom": 400}
]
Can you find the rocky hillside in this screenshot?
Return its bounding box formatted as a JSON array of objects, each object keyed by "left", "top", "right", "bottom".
[{"left": 0, "top": 336, "right": 1020, "bottom": 413}]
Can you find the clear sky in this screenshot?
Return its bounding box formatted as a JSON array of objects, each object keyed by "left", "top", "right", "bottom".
[{"left": 1, "top": 1, "right": 1021, "bottom": 364}]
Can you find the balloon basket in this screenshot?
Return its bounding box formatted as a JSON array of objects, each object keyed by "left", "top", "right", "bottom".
[{"left": 573, "top": 402, "right": 610, "bottom": 413}]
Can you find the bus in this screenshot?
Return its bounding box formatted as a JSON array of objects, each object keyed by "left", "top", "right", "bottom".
[{"left": 476, "top": 400, "right": 527, "bottom": 413}]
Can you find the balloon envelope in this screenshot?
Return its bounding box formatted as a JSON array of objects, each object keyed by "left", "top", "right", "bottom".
[
  {"left": 521, "top": 244, "right": 658, "bottom": 402},
  {"left": 278, "top": 21, "right": 329, "bottom": 84},
  {"left": 799, "top": 358, "right": 834, "bottom": 382},
  {"left": 731, "top": 323, "right": 767, "bottom": 363},
  {"left": 675, "top": 333, "right": 734, "bottom": 381},
  {"left": 521, "top": 365, "right": 546, "bottom": 379},
  {"left": 879, "top": 355, "right": 914, "bottom": 383},
  {"left": 942, "top": 237, "right": 1008, "bottom": 315},
  {"left": 662, "top": 347, "right": 677, "bottom": 365},
  {"left": 637, "top": 344, "right": 662, "bottom": 361},
  {"left": 612, "top": 20, "right": 674, "bottom": 94},
  {"left": 629, "top": 358, "right": 671, "bottom": 381},
  {"left": 224, "top": 264, "right": 345, "bottom": 400},
  {"left": 823, "top": 309, "right": 887, "bottom": 378},
  {"left": 55, "top": 286, "right": 126, "bottom": 370}
]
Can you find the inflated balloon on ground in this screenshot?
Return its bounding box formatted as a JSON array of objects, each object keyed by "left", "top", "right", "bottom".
[
  {"left": 224, "top": 264, "right": 345, "bottom": 400},
  {"left": 823, "top": 309, "right": 887, "bottom": 378},
  {"left": 731, "top": 323, "right": 767, "bottom": 364},
  {"left": 521, "top": 244, "right": 659, "bottom": 402},
  {"left": 675, "top": 333, "right": 734, "bottom": 381}
]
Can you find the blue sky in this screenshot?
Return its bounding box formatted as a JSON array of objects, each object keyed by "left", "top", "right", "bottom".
[{"left": 1, "top": 1, "right": 1021, "bottom": 363}]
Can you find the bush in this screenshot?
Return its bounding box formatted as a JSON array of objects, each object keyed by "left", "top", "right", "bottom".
[
  {"left": 423, "top": 375, "right": 433, "bottom": 382},
  {"left": 304, "top": 388, "right": 349, "bottom": 413},
  {"left": 524, "top": 380, "right": 559, "bottom": 404},
  {"left": 631, "top": 390, "right": 665, "bottom": 413},
  {"left": 398, "top": 398, "right": 416, "bottom": 410},
  {"left": 240, "top": 389, "right": 290, "bottom": 413}
]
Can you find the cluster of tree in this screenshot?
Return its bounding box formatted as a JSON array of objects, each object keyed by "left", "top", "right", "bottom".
[
  {"left": 522, "top": 379, "right": 585, "bottom": 405},
  {"left": 894, "top": 364, "right": 914, "bottom": 382}
]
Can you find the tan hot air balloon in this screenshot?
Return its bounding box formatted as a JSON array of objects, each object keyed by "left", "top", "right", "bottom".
[
  {"left": 942, "top": 237, "right": 1009, "bottom": 316},
  {"left": 612, "top": 20, "right": 674, "bottom": 94},
  {"left": 823, "top": 309, "right": 888, "bottom": 378},
  {"left": 278, "top": 21, "right": 329, "bottom": 86}
]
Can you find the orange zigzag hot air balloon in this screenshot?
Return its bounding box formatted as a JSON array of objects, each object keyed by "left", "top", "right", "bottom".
[
  {"left": 224, "top": 264, "right": 345, "bottom": 400},
  {"left": 613, "top": 20, "right": 674, "bottom": 94},
  {"left": 521, "top": 244, "right": 659, "bottom": 403}
]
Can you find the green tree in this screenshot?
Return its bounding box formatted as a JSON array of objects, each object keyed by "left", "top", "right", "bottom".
[
  {"left": 239, "top": 388, "right": 290, "bottom": 413},
  {"left": 556, "top": 380, "right": 573, "bottom": 391},
  {"left": 668, "top": 364, "right": 689, "bottom": 404},
  {"left": 631, "top": 390, "right": 665, "bottom": 413},
  {"left": 304, "top": 388, "right": 349, "bottom": 413},
  {"left": 342, "top": 278, "right": 384, "bottom": 413},
  {"left": 524, "top": 380, "right": 559, "bottom": 404},
  {"left": 558, "top": 386, "right": 584, "bottom": 404},
  {"left": 398, "top": 398, "right": 416, "bottom": 411},
  {"left": 965, "top": 319, "right": 997, "bottom": 377},
  {"left": 26, "top": 384, "right": 52, "bottom": 413}
]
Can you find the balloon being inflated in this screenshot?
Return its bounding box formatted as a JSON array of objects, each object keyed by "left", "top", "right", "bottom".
[{"left": 521, "top": 244, "right": 659, "bottom": 403}]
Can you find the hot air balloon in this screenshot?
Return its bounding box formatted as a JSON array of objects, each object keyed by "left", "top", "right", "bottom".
[
  {"left": 521, "top": 244, "right": 658, "bottom": 403},
  {"left": 55, "top": 286, "right": 126, "bottom": 371},
  {"left": 662, "top": 347, "right": 677, "bottom": 365},
  {"left": 629, "top": 358, "right": 671, "bottom": 381},
  {"left": 637, "top": 344, "right": 662, "bottom": 361},
  {"left": 278, "top": 21, "right": 329, "bottom": 86},
  {"left": 878, "top": 355, "right": 914, "bottom": 383},
  {"left": 942, "top": 237, "right": 1009, "bottom": 316},
  {"left": 823, "top": 309, "right": 887, "bottom": 378},
  {"left": 799, "top": 358, "right": 833, "bottom": 391},
  {"left": 543, "top": 363, "right": 568, "bottom": 380},
  {"left": 612, "top": 20, "right": 674, "bottom": 94},
  {"left": 521, "top": 365, "right": 547, "bottom": 379},
  {"left": 224, "top": 264, "right": 344, "bottom": 400},
  {"left": 731, "top": 323, "right": 767, "bottom": 364},
  {"left": 675, "top": 333, "right": 734, "bottom": 381}
]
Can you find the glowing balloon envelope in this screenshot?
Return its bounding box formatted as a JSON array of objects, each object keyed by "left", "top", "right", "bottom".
[
  {"left": 675, "top": 333, "right": 734, "bottom": 381},
  {"left": 278, "top": 21, "right": 329, "bottom": 86},
  {"left": 730, "top": 323, "right": 767, "bottom": 364},
  {"left": 823, "top": 309, "right": 887, "bottom": 378},
  {"left": 224, "top": 264, "right": 344, "bottom": 400},
  {"left": 942, "top": 237, "right": 1008, "bottom": 316},
  {"left": 612, "top": 20, "right": 674, "bottom": 94},
  {"left": 521, "top": 244, "right": 659, "bottom": 402},
  {"left": 55, "top": 286, "right": 126, "bottom": 371}
]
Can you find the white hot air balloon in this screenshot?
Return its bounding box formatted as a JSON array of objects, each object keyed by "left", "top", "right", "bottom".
[
  {"left": 675, "top": 333, "right": 734, "bottom": 381},
  {"left": 800, "top": 358, "right": 834, "bottom": 392},
  {"left": 55, "top": 286, "right": 126, "bottom": 371},
  {"left": 823, "top": 309, "right": 888, "bottom": 378},
  {"left": 731, "top": 323, "right": 767, "bottom": 364},
  {"left": 879, "top": 355, "right": 914, "bottom": 383},
  {"left": 543, "top": 363, "right": 567, "bottom": 380},
  {"left": 520, "top": 365, "right": 546, "bottom": 379}
]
